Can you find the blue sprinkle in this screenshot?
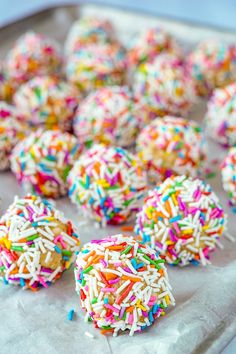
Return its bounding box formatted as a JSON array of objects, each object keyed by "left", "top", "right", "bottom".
[
  {"left": 162, "top": 195, "right": 169, "bottom": 202},
  {"left": 3, "top": 277, "right": 8, "bottom": 285},
  {"left": 136, "top": 262, "right": 144, "bottom": 269},
  {"left": 131, "top": 258, "right": 137, "bottom": 269},
  {"left": 54, "top": 245, "right": 62, "bottom": 254},
  {"left": 68, "top": 184, "right": 76, "bottom": 196},
  {"left": 82, "top": 249, "right": 90, "bottom": 254},
  {"left": 169, "top": 215, "right": 181, "bottom": 223},
  {"left": 104, "top": 297, "right": 109, "bottom": 304},
  {"left": 31, "top": 222, "right": 38, "bottom": 227},
  {"left": 67, "top": 309, "right": 75, "bottom": 321},
  {"left": 148, "top": 311, "right": 154, "bottom": 323},
  {"left": 20, "top": 278, "right": 25, "bottom": 287},
  {"left": 152, "top": 304, "right": 159, "bottom": 314}
]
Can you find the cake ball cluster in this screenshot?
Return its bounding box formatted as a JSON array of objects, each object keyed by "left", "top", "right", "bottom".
[
  {"left": 128, "top": 27, "right": 182, "bottom": 68},
  {"left": 0, "top": 195, "right": 80, "bottom": 290},
  {"left": 11, "top": 129, "right": 82, "bottom": 198},
  {"left": 73, "top": 86, "right": 140, "bottom": 148},
  {"left": 221, "top": 147, "right": 236, "bottom": 206},
  {"left": 187, "top": 40, "right": 236, "bottom": 96},
  {"left": 65, "top": 16, "right": 116, "bottom": 55},
  {"left": 68, "top": 145, "right": 147, "bottom": 226},
  {"left": 66, "top": 43, "right": 126, "bottom": 94},
  {"left": 136, "top": 116, "right": 206, "bottom": 183},
  {"left": 133, "top": 54, "right": 196, "bottom": 118},
  {"left": 75, "top": 234, "right": 175, "bottom": 336},
  {"left": 6, "top": 31, "right": 62, "bottom": 84},
  {"left": 0, "top": 102, "right": 28, "bottom": 171},
  {"left": 13, "top": 76, "right": 79, "bottom": 131},
  {"left": 135, "top": 175, "right": 226, "bottom": 266},
  {"left": 205, "top": 83, "right": 236, "bottom": 147}
]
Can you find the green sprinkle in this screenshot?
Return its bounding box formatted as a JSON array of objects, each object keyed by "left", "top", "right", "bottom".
[
  {"left": 102, "top": 326, "right": 112, "bottom": 330},
  {"left": 143, "top": 255, "right": 161, "bottom": 269},
  {"left": 0, "top": 266, "right": 5, "bottom": 271},
  {"left": 26, "top": 234, "right": 39, "bottom": 241},
  {"left": 63, "top": 165, "right": 71, "bottom": 181},
  {"left": 11, "top": 246, "right": 24, "bottom": 252},
  {"left": 91, "top": 298, "right": 98, "bottom": 304},
  {"left": 121, "top": 245, "right": 133, "bottom": 255},
  {"left": 62, "top": 249, "right": 72, "bottom": 257},
  {"left": 123, "top": 198, "right": 135, "bottom": 207},
  {"left": 81, "top": 279, "right": 86, "bottom": 287},
  {"left": 83, "top": 265, "right": 93, "bottom": 274}
]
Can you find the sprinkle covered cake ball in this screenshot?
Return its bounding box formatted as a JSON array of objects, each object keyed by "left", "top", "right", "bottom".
[
  {"left": 75, "top": 234, "right": 175, "bottom": 336},
  {"left": 205, "top": 83, "right": 236, "bottom": 147},
  {"left": 133, "top": 54, "right": 196, "bottom": 118},
  {"left": 13, "top": 76, "right": 78, "bottom": 131},
  {"left": 221, "top": 147, "right": 236, "bottom": 206},
  {"left": 135, "top": 175, "right": 226, "bottom": 266},
  {"left": 127, "top": 27, "right": 182, "bottom": 68},
  {"left": 136, "top": 116, "right": 206, "bottom": 183},
  {"left": 68, "top": 145, "right": 147, "bottom": 226},
  {"left": 65, "top": 16, "right": 116, "bottom": 55},
  {"left": 0, "top": 101, "right": 28, "bottom": 171},
  {"left": 6, "top": 31, "right": 62, "bottom": 84},
  {"left": 187, "top": 40, "right": 236, "bottom": 96},
  {"left": 0, "top": 194, "right": 80, "bottom": 290},
  {"left": 73, "top": 86, "right": 140, "bottom": 148},
  {"left": 66, "top": 43, "right": 126, "bottom": 94},
  {"left": 11, "top": 129, "right": 82, "bottom": 198}
]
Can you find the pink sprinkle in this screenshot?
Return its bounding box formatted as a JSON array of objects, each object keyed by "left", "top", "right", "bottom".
[
  {"left": 101, "top": 287, "right": 116, "bottom": 293},
  {"left": 105, "top": 304, "right": 119, "bottom": 313},
  {"left": 37, "top": 275, "right": 48, "bottom": 288},
  {"left": 128, "top": 313, "right": 133, "bottom": 325},
  {"left": 108, "top": 278, "right": 120, "bottom": 285}
]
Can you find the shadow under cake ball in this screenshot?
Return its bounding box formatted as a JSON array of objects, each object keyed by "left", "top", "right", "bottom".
[
  {"left": 127, "top": 27, "right": 182, "bottom": 68},
  {"left": 0, "top": 194, "right": 80, "bottom": 290},
  {"left": 11, "top": 129, "right": 82, "bottom": 198},
  {"left": 6, "top": 31, "right": 62, "bottom": 84},
  {"left": 187, "top": 40, "right": 236, "bottom": 96},
  {"left": 73, "top": 86, "right": 140, "bottom": 148},
  {"left": 205, "top": 83, "right": 236, "bottom": 147},
  {"left": 75, "top": 234, "right": 175, "bottom": 336},
  {"left": 133, "top": 53, "right": 196, "bottom": 118},
  {"left": 13, "top": 76, "right": 79, "bottom": 131},
  {"left": 135, "top": 175, "right": 226, "bottom": 266},
  {"left": 66, "top": 43, "right": 126, "bottom": 94},
  {"left": 68, "top": 144, "right": 147, "bottom": 226},
  {"left": 0, "top": 64, "right": 15, "bottom": 101},
  {"left": 221, "top": 147, "right": 236, "bottom": 206},
  {"left": 0, "top": 101, "right": 28, "bottom": 171},
  {"left": 136, "top": 116, "right": 206, "bottom": 183},
  {"left": 65, "top": 16, "right": 116, "bottom": 55}
]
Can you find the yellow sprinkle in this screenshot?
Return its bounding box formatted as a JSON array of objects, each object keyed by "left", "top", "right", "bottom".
[
  {"left": 182, "top": 229, "right": 193, "bottom": 234},
  {"left": 166, "top": 240, "right": 174, "bottom": 246},
  {"left": 202, "top": 225, "right": 209, "bottom": 231},
  {"left": 165, "top": 295, "right": 170, "bottom": 306},
  {"left": 0, "top": 237, "right": 11, "bottom": 249},
  {"left": 171, "top": 194, "right": 178, "bottom": 206},
  {"left": 136, "top": 300, "right": 146, "bottom": 311}
]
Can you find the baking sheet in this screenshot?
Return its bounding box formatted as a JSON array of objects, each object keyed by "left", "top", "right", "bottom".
[{"left": 0, "top": 4, "right": 236, "bottom": 354}]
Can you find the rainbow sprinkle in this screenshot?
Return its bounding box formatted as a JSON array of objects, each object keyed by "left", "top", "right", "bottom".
[
  {"left": 136, "top": 116, "right": 206, "bottom": 183},
  {"left": 11, "top": 129, "right": 82, "bottom": 198},
  {"left": 0, "top": 194, "right": 80, "bottom": 290},
  {"left": 68, "top": 144, "right": 147, "bottom": 226},
  {"left": 75, "top": 234, "right": 175, "bottom": 336},
  {"left": 135, "top": 175, "right": 227, "bottom": 266}
]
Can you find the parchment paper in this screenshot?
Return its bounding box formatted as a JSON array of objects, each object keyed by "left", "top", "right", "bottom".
[{"left": 0, "top": 4, "right": 236, "bottom": 354}]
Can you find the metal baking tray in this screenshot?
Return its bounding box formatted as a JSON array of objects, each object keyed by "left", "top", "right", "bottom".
[{"left": 0, "top": 4, "right": 236, "bottom": 354}]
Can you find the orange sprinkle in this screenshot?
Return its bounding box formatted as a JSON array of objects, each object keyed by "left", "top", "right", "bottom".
[
  {"left": 122, "top": 275, "right": 141, "bottom": 283},
  {"left": 126, "top": 306, "right": 134, "bottom": 313},
  {"left": 83, "top": 250, "right": 95, "bottom": 261},
  {"left": 121, "top": 225, "right": 134, "bottom": 232}
]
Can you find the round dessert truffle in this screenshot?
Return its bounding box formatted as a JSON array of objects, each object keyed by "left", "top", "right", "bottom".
[
  {"left": 0, "top": 101, "right": 28, "bottom": 171},
  {"left": 0, "top": 194, "right": 80, "bottom": 290},
  {"left": 205, "top": 83, "right": 236, "bottom": 147},
  {"left": 11, "top": 129, "right": 82, "bottom": 198},
  {"left": 66, "top": 43, "right": 126, "bottom": 94},
  {"left": 68, "top": 145, "right": 147, "bottom": 226},
  {"left": 221, "top": 147, "right": 236, "bottom": 206},
  {"left": 13, "top": 76, "right": 78, "bottom": 131},
  {"left": 187, "top": 40, "right": 236, "bottom": 96},
  {"left": 73, "top": 86, "right": 140, "bottom": 148},
  {"left": 65, "top": 16, "right": 116, "bottom": 55},
  {"left": 133, "top": 54, "right": 196, "bottom": 118},
  {"left": 127, "top": 27, "right": 182, "bottom": 68},
  {"left": 136, "top": 116, "right": 206, "bottom": 183},
  {"left": 0, "top": 64, "right": 15, "bottom": 101},
  {"left": 75, "top": 234, "right": 175, "bottom": 336},
  {"left": 6, "top": 31, "right": 62, "bottom": 84},
  {"left": 135, "top": 175, "right": 226, "bottom": 266}
]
